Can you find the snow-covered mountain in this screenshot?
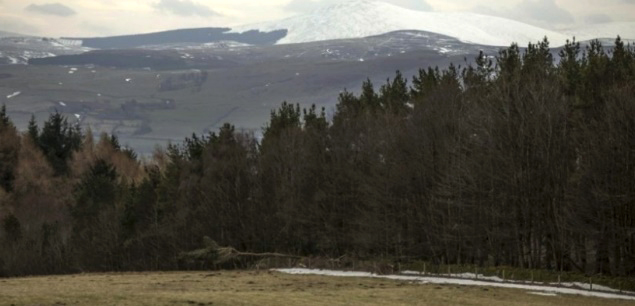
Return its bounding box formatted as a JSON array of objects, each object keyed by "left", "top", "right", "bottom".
[
  {"left": 0, "top": 31, "right": 28, "bottom": 38},
  {"left": 233, "top": 0, "right": 633, "bottom": 47},
  {"left": 562, "top": 22, "right": 635, "bottom": 42},
  {"left": 233, "top": 0, "right": 570, "bottom": 47}
]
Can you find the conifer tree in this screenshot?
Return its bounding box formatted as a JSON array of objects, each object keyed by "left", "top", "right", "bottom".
[
  {"left": 37, "top": 112, "right": 82, "bottom": 176},
  {"left": 0, "top": 105, "right": 19, "bottom": 192},
  {"left": 359, "top": 79, "right": 379, "bottom": 110},
  {"left": 27, "top": 114, "right": 39, "bottom": 143},
  {"left": 379, "top": 70, "right": 409, "bottom": 114}
]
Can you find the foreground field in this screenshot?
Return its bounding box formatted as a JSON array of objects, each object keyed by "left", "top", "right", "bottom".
[{"left": 0, "top": 270, "right": 633, "bottom": 306}]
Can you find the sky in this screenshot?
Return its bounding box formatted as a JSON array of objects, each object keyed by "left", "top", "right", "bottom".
[{"left": 0, "top": 0, "right": 633, "bottom": 37}]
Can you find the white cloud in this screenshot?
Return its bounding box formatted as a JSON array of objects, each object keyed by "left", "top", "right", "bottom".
[
  {"left": 25, "top": 2, "right": 76, "bottom": 17},
  {"left": 285, "top": 0, "right": 432, "bottom": 13},
  {"left": 153, "top": 0, "right": 219, "bottom": 17},
  {"left": 584, "top": 14, "right": 613, "bottom": 24},
  {"left": 472, "top": 0, "right": 576, "bottom": 29},
  {"left": 517, "top": 0, "right": 574, "bottom": 24}
]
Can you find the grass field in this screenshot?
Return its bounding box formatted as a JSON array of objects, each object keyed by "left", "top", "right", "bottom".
[{"left": 0, "top": 270, "right": 633, "bottom": 305}]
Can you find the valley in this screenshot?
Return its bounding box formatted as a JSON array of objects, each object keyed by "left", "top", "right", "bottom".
[{"left": 1, "top": 31, "right": 493, "bottom": 153}]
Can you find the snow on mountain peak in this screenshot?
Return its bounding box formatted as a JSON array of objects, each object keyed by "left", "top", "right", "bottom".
[
  {"left": 562, "top": 22, "right": 635, "bottom": 43},
  {"left": 233, "top": 0, "right": 571, "bottom": 47}
]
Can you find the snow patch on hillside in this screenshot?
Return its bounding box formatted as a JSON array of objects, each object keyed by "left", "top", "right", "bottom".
[
  {"left": 6, "top": 91, "right": 21, "bottom": 99},
  {"left": 275, "top": 268, "right": 635, "bottom": 301},
  {"left": 401, "top": 270, "right": 633, "bottom": 294},
  {"left": 563, "top": 22, "right": 635, "bottom": 42}
]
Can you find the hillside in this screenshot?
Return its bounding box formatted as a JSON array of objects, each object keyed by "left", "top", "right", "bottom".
[
  {"left": 0, "top": 31, "right": 28, "bottom": 38},
  {"left": 562, "top": 22, "right": 635, "bottom": 42},
  {"left": 66, "top": 27, "right": 288, "bottom": 49}
]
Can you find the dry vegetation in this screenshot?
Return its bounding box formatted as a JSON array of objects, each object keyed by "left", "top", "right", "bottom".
[{"left": 0, "top": 270, "right": 632, "bottom": 306}]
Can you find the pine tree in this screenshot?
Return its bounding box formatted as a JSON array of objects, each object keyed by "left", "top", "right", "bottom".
[
  {"left": 411, "top": 67, "right": 440, "bottom": 98},
  {"left": 37, "top": 112, "right": 82, "bottom": 176},
  {"left": 0, "top": 105, "right": 20, "bottom": 192},
  {"left": 0, "top": 105, "right": 12, "bottom": 128},
  {"left": 379, "top": 71, "right": 409, "bottom": 114},
  {"left": 71, "top": 158, "right": 120, "bottom": 269},
  {"left": 359, "top": 79, "right": 379, "bottom": 110},
  {"left": 27, "top": 114, "right": 39, "bottom": 143},
  {"left": 558, "top": 38, "right": 582, "bottom": 97},
  {"left": 263, "top": 102, "right": 302, "bottom": 140}
]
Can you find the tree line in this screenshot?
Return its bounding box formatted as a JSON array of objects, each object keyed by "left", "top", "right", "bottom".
[{"left": 0, "top": 37, "right": 634, "bottom": 277}]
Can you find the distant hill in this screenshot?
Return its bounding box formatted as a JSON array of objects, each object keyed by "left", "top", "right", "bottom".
[
  {"left": 29, "top": 49, "right": 188, "bottom": 69},
  {"left": 65, "top": 27, "right": 288, "bottom": 49},
  {"left": 0, "top": 31, "right": 29, "bottom": 38},
  {"left": 562, "top": 22, "right": 635, "bottom": 42}
]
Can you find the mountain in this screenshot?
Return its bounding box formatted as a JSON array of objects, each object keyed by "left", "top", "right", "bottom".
[
  {"left": 65, "top": 28, "right": 287, "bottom": 49},
  {"left": 232, "top": 0, "right": 570, "bottom": 47},
  {"left": 0, "top": 36, "right": 89, "bottom": 65},
  {"left": 6, "top": 30, "right": 497, "bottom": 153},
  {"left": 562, "top": 22, "right": 635, "bottom": 42},
  {"left": 0, "top": 31, "right": 28, "bottom": 38}
]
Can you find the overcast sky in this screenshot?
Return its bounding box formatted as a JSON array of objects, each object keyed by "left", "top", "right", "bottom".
[{"left": 1, "top": 0, "right": 633, "bottom": 37}]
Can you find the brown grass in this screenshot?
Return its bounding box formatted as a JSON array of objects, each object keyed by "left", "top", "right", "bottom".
[{"left": 0, "top": 270, "right": 632, "bottom": 306}]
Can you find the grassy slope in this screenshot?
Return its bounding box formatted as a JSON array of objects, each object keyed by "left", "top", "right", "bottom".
[{"left": 0, "top": 271, "right": 632, "bottom": 305}]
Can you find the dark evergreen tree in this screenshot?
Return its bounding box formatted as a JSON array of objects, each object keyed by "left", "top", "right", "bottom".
[
  {"left": 0, "top": 105, "right": 11, "bottom": 127},
  {"left": 37, "top": 112, "right": 82, "bottom": 176},
  {"left": 27, "top": 114, "right": 39, "bottom": 143},
  {"left": 71, "top": 158, "right": 119, "bottom": 270},
  {"left": 379, "top": 70, "right": 409, "bottom": 114},
  {"left": 0, "top": 105, "right": 19, "bottom": 192}
]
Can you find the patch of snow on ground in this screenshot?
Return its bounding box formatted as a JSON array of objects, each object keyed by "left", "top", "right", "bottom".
[
  {"left": 401, "top": 270, "right": 632, "bottom": 294},
  {"left": 6, "top": 91, "right": 21, "bottom": 99},
  {"left": 402, "top": 270, "right": 503, "bottom": 282},
  {"left": 556, "top": 282, "right": 623, "bottom": 293},
  {"left": 529, "top": 292, "right": 558, "bottom": 297},
  {"left": 402, "top": 270, "right": 631, "bottom": 294},
  {"left": 275, "top": 268, "right": 635, "bottom": 301}
]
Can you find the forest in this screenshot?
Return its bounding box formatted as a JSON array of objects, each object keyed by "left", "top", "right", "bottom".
[{"left": 0, "top": 37, "right": 634, "bottom": 279}]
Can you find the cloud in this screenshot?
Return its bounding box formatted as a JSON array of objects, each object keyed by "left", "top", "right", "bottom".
[
  {"left": 0, "top": 17, "right": 40, "bottom": 35},
  {"left": 472, "top": 0, "right": 574, "bottom": 28},
  {"left": 25, "top": 2, "right": 76, "bottom": 17},
  {"left": 153, "top": 0, "right": 220, "bottom": 17},
  {"left": 285, "top": 0, "right": 432, "bottom": 13},
  {"left": 584, "top": 14, "right": 613, "bottom": 24},
  {"left": 389, "top": 0, "right": 432, "bottom": 11},
  {"left": 517, "top": 0, "right": 574, "bottom": 24}
]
